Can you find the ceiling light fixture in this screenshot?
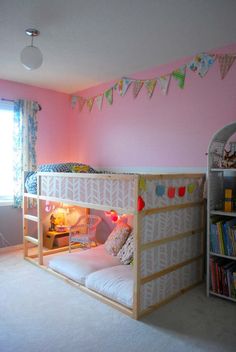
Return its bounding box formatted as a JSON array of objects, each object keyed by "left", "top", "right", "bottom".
[{"left": 20, "top": 28, "right": 43, "bottom": 70}]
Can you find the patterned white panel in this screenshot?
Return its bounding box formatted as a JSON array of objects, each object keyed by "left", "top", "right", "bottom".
[
  {"left": 140, "top": 260, "right": 202, "bottom": 311},
  {"left": 140, "top": 233, "right": 202, "bottom": 278},
  {"left": 40, "top": 175, "right": 136, "bottom": 210},
  {"left": 143, "top": 177, "right": 204, "bottom": 210},
  {"left": 141, "top": 206, "right": 203, "bottom": 244}
]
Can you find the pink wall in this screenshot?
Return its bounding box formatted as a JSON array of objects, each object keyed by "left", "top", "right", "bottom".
[
  {"left": 0, "top": 79, "right": 72, "bottom": 164},
  {"left": 70, "top": 43, "right": 236, "bottom": 170},
  {"left": 0, "top": 79, "right": 72, "bottom": 247}
]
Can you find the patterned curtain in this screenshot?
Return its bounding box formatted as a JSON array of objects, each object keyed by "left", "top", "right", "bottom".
[{"left": 13, "top": 100, "right": 39, "bottom": 207}]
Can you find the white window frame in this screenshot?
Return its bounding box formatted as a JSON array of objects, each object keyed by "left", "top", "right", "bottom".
[{"left": 0, "top": 100, "right": 14, "bottom": 206}]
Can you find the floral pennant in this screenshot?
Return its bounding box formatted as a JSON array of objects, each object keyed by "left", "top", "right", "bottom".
[
  {"left": 139, "top": 177, "right": 146, "bottom": 192},
  {"left": 71, "top": 96, "right": 78, "bottom": 109},
  {"left": 156, "top": 185, "right": 165, "bottom": 197},
  {"left": 172, "top": 65, "right": 186, "bottom": 89},
  {"left": 104, "top": 87, "right": 113, "bottom": 105},
  {"left": 188, "top": 53, "right": 215, "bottom": 78},
  {"left": 78, "top": 96, "right": 86, "bottom": 112},
  {"left": 86, "top": 97, "right": 95, "bottom": 112},
  {"left": 157, "top": 75, "right": 171, "bottom": 95},
  {"left": 115, "top": 78, "right": 133, "bottom": 96},
  {"left": 144, "top": 79, "right": 157, "bottom": 98},
  {"left": 167, "top": 186, "right": 175, "bottom": 198},
  {"left": 95, "top": 95, "right": 103, "bottom": 111},
  {"left": 133, "top": 80, "right": 144, "bottom": 98},
  {"left": 218, "top": 54, "right": 236, "bottom": 80}
]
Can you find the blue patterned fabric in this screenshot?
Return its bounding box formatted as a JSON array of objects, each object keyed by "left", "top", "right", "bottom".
[
  {"left": 25, "top": 163, "right": 97, "bottom": 194},
  {"left": 13, "top": 100, "right": 39, "bottom": 207}
]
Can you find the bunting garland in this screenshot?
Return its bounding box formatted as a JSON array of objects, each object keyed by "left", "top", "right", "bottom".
[
  {"left": 188, "top": 53, "right": 215, "bottom": 77},
  {"left": 86, "top": 97, "right": 94, "bottom": 112},
  {"left": 133, "top": 80, "right": 144, "bottom": 98},
  {"left": 95, "top": 95, "right": 103, "bottom": 111},
  {"left": 172, "top": 65, "right": 186, "bottom": 89},
  {"left": 145, "top": 79, "right": 157, "bottom": 98},
  {"left": 104, "top": 87, "right": 113, "bottom": 105},
  {"left": 115, "top": 77, "right": 133, "bottom": 96},
  {"left": 78, "top": 96, "right": 86, "bottom": 112},
  {"left": 157, "top": 75, "right": 171, "bottom": 95},
  {"left": 218, "top": 54, "right": 236, "bottom": 80},
  {"left": 71, "top": 50, "right": 236, "bottom": 113}
]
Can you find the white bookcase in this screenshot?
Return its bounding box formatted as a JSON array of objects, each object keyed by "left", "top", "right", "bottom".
[{"left": 207, "top": 122, "right": 236, "bottom": 303}]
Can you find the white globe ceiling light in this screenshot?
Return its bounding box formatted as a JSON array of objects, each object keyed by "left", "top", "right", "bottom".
[{"left": 20, "top": 28, "right": 43, "bottom": 70}]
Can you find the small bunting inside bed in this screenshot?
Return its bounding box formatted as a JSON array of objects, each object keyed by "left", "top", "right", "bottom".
[
  {"left": 178, "top": 186, "right": 186, "bottom": 197},
  {"left": 156, "top": 185, "right": 165, "bottom": 197},
  {"left": 187, "top": 183, "right": 196, "bottom": 194},
  {"left": 167, "top": 186, "right": 175, "bottom": 198}
]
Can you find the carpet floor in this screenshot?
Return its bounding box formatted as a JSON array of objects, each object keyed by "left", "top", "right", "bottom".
[{"left": 0, "top": 250, "right": 235, "bottom": 352}]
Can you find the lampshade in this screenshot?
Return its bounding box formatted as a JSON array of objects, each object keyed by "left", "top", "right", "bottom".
[
  {"left": 20, "top": 45, "right": 43, "bottom": 70},
  {"left": 20, "top": 28, "right": 43, "bottom": 70}
]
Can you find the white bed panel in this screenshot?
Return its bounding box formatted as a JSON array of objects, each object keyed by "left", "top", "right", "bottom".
[
  {"left": 40, "top": 174, "right": 136, "bottom": 210},
  {"left": 85, "top": 265, "right": 133, "bottom": 308},
  {"left": 140, "top": 259, "right": 202, "bottom": 311},
  {"left": 140, "top": 206, "right": 203, "bottom": 244},
  {"left": 48, "top": 245, "right": 121, "bottom": 284},
  {"left": 140, "top": 232, "right": 202, "bottom": 278}
]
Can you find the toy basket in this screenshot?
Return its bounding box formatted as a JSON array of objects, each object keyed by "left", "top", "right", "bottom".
[{"left": 69, "top": 215, "right": 101, "bottom": 251}]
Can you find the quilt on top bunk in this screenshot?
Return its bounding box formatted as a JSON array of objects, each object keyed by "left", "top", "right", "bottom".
[{"left": 25, "top": 162, "right": 97, "bottom": 194}]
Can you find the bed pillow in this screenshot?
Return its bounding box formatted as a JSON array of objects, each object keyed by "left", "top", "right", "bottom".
[
  {"left": 117, "top": 231, "right": 134, "bottom": 265},
  {"left": 104, "top": 222, "right": 132, "bottom": 256}
]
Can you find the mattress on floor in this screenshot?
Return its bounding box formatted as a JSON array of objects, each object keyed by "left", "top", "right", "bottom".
[
  {"left": 85, "top": 264, "right": 134, "bottom": 308},
  {"left": 48, "top": 245, "right": 121, "bottom": 284}
]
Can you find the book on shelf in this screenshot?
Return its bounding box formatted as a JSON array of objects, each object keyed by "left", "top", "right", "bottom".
[
  {"left": 210, "top": 257, "right": 236, "bottom": 298},
  {"left": 210, "top": 217, "right": 236, "bottom": 256}
]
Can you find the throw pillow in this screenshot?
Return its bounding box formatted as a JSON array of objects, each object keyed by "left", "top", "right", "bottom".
[
  {"left": 104, "top": 222, "right": 132, "bottom": 256},
  {"left": 117, "top": 231, "right": 134, "bottom": 265}
]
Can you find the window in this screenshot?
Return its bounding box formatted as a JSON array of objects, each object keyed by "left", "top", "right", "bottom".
[{"left": 0, "top": 101, "right": 14, "bottom": 206}]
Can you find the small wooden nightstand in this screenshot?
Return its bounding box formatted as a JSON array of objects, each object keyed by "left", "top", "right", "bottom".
[{"left": 43, "top": 231, "right": 69, "bottom": 249}]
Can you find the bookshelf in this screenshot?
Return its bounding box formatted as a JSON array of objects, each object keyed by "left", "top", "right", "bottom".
[{"left": 207, "top": 122, "right": 236, "bottom": 303}]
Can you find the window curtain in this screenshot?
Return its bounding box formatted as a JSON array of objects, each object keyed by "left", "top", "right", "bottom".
[{"left": 13, "top": 100, "right": 39, "bottom": 207}]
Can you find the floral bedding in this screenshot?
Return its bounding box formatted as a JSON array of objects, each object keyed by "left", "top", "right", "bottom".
[{"left": 25, "top": 162, "right": 97, "bottom": 194}]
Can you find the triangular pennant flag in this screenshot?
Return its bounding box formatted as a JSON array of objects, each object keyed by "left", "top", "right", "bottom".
[
  {"left": 144, "top": 79, "right": 157, "bottom": 98},
  {"left": 95, "top": 95, "right": 103, "bottom": 111},
  {"left": 115, "top": 78, "right": 132, "bottom": 96},
  {"left": 188, "top": 53, "right": 215, "bottom": 77},
  {"left": 133, "top": 80, "right": 144, "bottom": 98},
  {"left": 104, "top": 87, "right": 113, "bottom": 105},
  {"left": 86, "top": 97, "right": 95, "bottom": 112},
  {"left": 172, "top": 65, "right": 186, "bottom": 89},
  {"left": 139, "top": 177, "right": 146, "bottom": 192},
  {"left": 71, "top": 96, "right": 78, "bottom": 109},
  {"left": 121, "top": 78, "right": 132, "bottom": 96},
  {"left": 218, "top": 54, "right": 236, "bottom": 79},
  {"left": 157, "top": 75, "right": 171, "bottom": 95},
  {"left": 78, "top": 96, "right": 85, "bottom": 112}
]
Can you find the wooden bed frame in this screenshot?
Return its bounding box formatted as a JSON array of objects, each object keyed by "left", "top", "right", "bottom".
[{"left": 23, "top": 171, "right": 205, "bottom": 319}]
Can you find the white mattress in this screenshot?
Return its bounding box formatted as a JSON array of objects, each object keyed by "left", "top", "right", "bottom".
[
  {"left": 85, "top": 265, "right": 134, "bottom": 308},
  {"left": 48, "top": 245, "right": 121, "bottom": 284}
]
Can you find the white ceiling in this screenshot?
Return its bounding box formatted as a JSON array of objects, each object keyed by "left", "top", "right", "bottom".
[{"left": 0, "top": 0, "right": 236, "bottom": 94}]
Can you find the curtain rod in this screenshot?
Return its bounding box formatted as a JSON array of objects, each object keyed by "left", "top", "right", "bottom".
[{"left": 1, "top": 98, "right": 42, "bottom": 111}]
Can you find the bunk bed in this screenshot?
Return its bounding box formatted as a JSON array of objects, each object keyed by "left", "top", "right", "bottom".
[{"left": 23, "top": 169, "right": 205, "bottom": 319}]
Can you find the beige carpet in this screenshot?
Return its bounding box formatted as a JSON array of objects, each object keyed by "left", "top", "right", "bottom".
[{"left": 0, "top": 250, "right": 236, "bottom": 352}]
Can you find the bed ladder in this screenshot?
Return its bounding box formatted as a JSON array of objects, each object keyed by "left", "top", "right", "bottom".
[{"left": 23, "top": 193, "right": 43, "bottom": 265}]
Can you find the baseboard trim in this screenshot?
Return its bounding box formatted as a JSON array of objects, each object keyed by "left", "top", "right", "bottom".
[{"left": 0, "top": 244, "right": 23, "bottom": 254}]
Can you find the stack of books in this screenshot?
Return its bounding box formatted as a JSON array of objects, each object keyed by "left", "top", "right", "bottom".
[
  {"left": 210, "top": 257, "right": 236, "bottom": 298},
  {"left": 210, "top": 217, "right": 236, "bottom": 256}
]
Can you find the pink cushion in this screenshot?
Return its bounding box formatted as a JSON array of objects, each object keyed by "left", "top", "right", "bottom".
[{"left": 104, "top": 222, "right": 132, "bottom": 256}]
